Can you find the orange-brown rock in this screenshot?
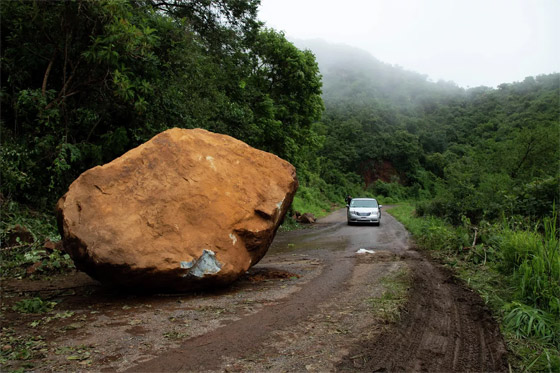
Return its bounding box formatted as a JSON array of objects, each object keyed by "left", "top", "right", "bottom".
[
  {"left": 298, "top": 213, "right": 316, "bottom": 224},
  {"left": 56, "top": 128, "right": 298, "bottom": 292}
]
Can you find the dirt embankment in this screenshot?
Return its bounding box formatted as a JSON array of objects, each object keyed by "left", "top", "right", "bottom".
[{"left": 1, "top": 209, "right": 507, "bottom": 372}]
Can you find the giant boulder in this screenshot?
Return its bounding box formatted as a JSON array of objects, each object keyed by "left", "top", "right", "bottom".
[{"left": 56, "top": 128, "right": 298, "bottom": 292}]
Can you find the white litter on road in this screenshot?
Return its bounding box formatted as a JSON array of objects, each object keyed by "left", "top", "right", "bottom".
[{"left": 356, "top": 248, "right": 375, "bottom": 254}]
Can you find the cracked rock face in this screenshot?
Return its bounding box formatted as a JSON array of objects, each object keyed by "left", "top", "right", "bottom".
[{"left": 56, "top": 128, "right": 298, "bottom": 292}]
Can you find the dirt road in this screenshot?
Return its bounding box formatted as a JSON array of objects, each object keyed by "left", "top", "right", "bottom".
[{"left": 1, "top": 208, "right": 508, "bottom": 372}]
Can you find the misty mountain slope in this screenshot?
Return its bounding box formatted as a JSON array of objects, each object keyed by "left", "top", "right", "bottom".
[{"left": 292, "top": 39, "right": 464, "bottom": 109}]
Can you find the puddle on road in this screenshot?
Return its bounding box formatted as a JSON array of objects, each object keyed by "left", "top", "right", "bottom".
[
  {"left": 271, "top": 209, "right": 411, "bottom": 257},
  {"left": 270, "top": 225, "right": 392, "bottom": 255}
]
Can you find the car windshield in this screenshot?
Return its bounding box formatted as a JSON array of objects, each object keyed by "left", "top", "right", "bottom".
[{"left": 350, "top": 199, "right": 378, "bottom": 208}]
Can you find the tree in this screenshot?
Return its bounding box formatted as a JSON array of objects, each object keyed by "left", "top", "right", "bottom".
[
  {"left": 1, "top": 0, "right": 325, "bottom": 208},
  {"left": 246, "top": 29, "right": 324, "bottom": 164}
]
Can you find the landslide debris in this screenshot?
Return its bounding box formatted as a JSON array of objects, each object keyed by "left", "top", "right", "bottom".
[{"left": 56, "top": 128, "right": 298, "bottom": 292}]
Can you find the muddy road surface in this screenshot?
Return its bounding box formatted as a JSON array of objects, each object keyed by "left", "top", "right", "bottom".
[{"left": 1, "top": 208, "right": 508, "bottom": 372}]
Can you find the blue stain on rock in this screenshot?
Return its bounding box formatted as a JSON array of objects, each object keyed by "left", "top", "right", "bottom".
[{"left": 181, "top": 249, "right": 222, "bottom": 278}]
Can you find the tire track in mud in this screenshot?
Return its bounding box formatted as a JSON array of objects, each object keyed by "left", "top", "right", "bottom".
[
  {"left": 126, "top": 209, "right": 508, "bottom": 372},
  {"left": 124, "top": 251, "right": 356, "bottom": 372},
  {"left": 337, "top": 252, "right": 508, "bottom": 372}
]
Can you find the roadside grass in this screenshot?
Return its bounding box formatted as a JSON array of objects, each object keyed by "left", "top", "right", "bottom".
[
  {"left": 388, "top": 204, "right": 560, "bottom": 372},
  {"left": 278, "top": 216, "right": 303, "bottom": 232},
  {"left": 368, "top": 267, "right": 411, "bottom": 323},
  {"left": 291, "top": 185, "right": 334, "bottom": 218}
]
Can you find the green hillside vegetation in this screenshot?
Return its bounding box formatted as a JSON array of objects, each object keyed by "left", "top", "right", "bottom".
[
  {"left": 1, "top": 2, "right": 558, "bottom": 370},
  {"left": 301, "top": 40, "right": 558, "bottom": 219}
]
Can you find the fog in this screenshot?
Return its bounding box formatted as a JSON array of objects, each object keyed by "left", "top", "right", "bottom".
[{"left": 258, "top": 0, "right": 559, "bottom": 88}]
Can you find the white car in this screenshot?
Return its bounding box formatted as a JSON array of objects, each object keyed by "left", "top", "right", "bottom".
[{"left": 347, "top": 198, "right": 382, "bottom": 225}]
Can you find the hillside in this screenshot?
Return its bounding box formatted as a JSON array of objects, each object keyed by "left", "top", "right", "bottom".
[
  {"left": 293, "top": 39, "right": 463, "bottom": 108},
  {"left": 291, "top": 40, "right": 558, "bottom": 222}
]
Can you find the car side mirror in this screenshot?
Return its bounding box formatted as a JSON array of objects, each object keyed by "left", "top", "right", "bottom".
[
  {"left": 379, "top": 205, "right": 383, "bottom": 209},
  {"left": 346, "top": 204, "right": 350, "bottom": 208}
]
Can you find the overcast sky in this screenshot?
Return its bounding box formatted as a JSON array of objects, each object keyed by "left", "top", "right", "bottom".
[{"left": 257, "top": 0, "right": 559, "bottom": 88}]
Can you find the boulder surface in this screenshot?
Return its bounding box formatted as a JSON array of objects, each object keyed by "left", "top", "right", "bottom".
[
  {"left": 56, "top": 128, "right": 298, "bottom": 291},
  {"left": 298, "top": 213, "right": 316, "bottom": 224}
]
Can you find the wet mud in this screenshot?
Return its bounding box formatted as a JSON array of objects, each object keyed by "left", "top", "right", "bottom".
[
  {"left": 337, "top": 253, "right": 508, "bottom": 372},
  {"left": 1, "top": 208, "right": 507, "bottom": 372}
]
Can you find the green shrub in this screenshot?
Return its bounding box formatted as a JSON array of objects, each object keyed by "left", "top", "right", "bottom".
[
  {"left": 369, "top": 181, "right": 408, "bottom": 200},
  {"left": 368, "top": 180, "right": 430, "bottom": 202},
  {"left": 504, "top": 302, "right": 559, "bottom": 347},
  {"left": 512, "top": 176, "right": 560, "bottom": 220},
  {"left": 390, "top": 204, "right": 469, "bottom": 253},
  {"left": 514, "top": 216, "right": 560, "bottom": 316},
  {"left": 13, "top": 297, "right": 57, "bottom": 314},
  {"left": 497, "top": 229, "right": 542, "bottom": 274},
  {"left": 1, "top": 200, "right": 74, "bottom": 279},
  {"left": 292, "top": 185, "right": 333, "bottom": 217}
]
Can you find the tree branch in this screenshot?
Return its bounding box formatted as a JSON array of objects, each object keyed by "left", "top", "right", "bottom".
[
  {"left": 42, "top": 51, "right": 57, "bottom": 97},
  {"left": 511, "top": 137, "right": 536, "bottom": 179}
]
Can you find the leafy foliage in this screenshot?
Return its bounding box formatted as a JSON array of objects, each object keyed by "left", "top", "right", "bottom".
[
  {"left": 0, "top": 199, "right": 73, "bottom": 279},
  {"left": 13, "top": 298, "right": 57, "bottom": 314},
  {"left": 1, "top": 0, "right": 322, "bottom": 208},
  {"left": 504, "top": 302, "right": 559, "bottom": 346}
]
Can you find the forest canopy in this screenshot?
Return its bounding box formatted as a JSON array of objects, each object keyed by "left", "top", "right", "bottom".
[{"left": 1, "top": 0, "right": 323, "bottom": 207}]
